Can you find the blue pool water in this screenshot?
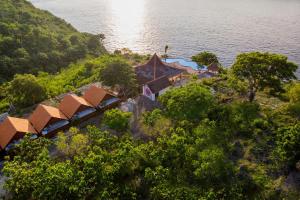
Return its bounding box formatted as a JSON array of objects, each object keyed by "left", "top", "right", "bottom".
[{"left": 165, "top": 58, "right": 205, "bottom": 70}]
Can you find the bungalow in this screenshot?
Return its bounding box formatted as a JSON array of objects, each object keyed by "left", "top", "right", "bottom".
[
  {"left": 83, "top": 86, "right": 120, "bottom": 111},
  {"left": 0, "top": 117, "right": 37, "bottom": 151},
  {"left": 135, "top": 53, "right": 188, "bottom": 101},
  {"left": 29, "top": 104, "right": 69, "bottom": 137},
  {"left": 58, "top": 94, "right": 97, "bottom": 122}
]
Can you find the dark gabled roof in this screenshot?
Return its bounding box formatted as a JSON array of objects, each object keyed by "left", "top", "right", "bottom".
[
  {"left": 135, "top": 54, "right": 184, "bottom": 85},
  {"left": 147, "top": 76, "right": 171, "bottom": 94}
]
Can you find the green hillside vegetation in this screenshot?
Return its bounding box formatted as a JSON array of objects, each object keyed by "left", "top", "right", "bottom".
[
  {"left": 3, "top": 76, "right": 300, "bottom": 199},
  {"left": 0, "top": 0, "right": 106, "bottom": 83},
  {"left": 1, "top": 49, "right": 299, "bottom": 199},
  {"left": 0, "top": 53, "right": 147, "bottom": 112}
]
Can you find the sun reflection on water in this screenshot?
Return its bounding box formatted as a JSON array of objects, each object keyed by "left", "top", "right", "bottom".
[{"left": 109, "top": 0, "right": 145, "bottom": 49}]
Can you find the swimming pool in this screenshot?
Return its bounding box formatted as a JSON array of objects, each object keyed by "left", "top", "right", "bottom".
[{"left": 164, "top": 58, "right": 205, "bottom": 70}]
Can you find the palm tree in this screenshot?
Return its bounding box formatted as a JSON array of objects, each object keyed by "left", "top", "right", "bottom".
[{"left": 163, "top": 45, "right": 169, "bottom": 61}]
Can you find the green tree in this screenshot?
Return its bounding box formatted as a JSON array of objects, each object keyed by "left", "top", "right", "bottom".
[
  {"left": 231, "top": 52, "right": 298, "bottom": 102},
  {"left": 161, "top": 45, "right": 169, "bottom": 61},
  {"left": 193, "top": 147, "right": 231, "bottom": 183},
  {"left": 288, "top": 82, "right": 300, "bottom": 103},
  {"left": 275, "top": 122, "right": 300, "bottom": 167},
  {"left": 99, "top": 57, "right": 138, "bottom": 97},
  {"left": 159, "top": 83, "right": 215, "bottom": 121},
  {"left": 7, "top": 74, "right": 47, "bottom": 107},
  {"left": 140, "top": 109, "right": 172, "bottom": 136},
  {"left": 56, "top": 127, "right": 88, "bottom": 157},
  {"left": 103, "top": 109, "right": 132, "bottom": 132},
  {"left": 192, "top": 51, "right": 219, "bottom": 69},
  {"left": 10, "top": 135, "right": 52, "bottom": 162}
]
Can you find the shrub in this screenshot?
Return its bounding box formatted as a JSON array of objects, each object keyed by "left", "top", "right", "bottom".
[
  {"left": 103, "top": 109, "right": 132, "bottom": 131},
  {"left": 159, "top": 83, "right": 215, "bottom": 122},
  {"left": 275, "top": 122, "right": 300, "bottom": 166}
]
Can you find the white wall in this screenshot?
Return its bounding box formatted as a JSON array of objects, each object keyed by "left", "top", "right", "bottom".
[{"left": 142, "top": 85, "right": 155, "bottom": 101}]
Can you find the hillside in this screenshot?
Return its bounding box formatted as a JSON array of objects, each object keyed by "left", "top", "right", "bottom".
[
  {"left": 0, "top": 0, "right": 106, "bottom": 83},
  {"left": 2, "top": 77, "right": 300, "bottom": 199},
  {"left": 0, "top": 50, "right": 299, "bottom": 199}
]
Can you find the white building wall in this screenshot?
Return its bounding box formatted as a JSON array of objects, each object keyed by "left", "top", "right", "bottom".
[{"left": 142, "top": 85, "right": 155, "bottom": 101}]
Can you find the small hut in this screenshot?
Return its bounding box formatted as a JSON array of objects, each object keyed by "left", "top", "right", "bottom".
[
  {"left": 59, "top": 94, "right": 96, "bottom": 122},
  {"left": 83, "top": 86, "right": 120, "bottom": 111},
  {"left": 0, "top": 117, "right": 37, "bottom": 151},
  {"left": 29, "top": 104, "right": 69, "bottom": 137}
]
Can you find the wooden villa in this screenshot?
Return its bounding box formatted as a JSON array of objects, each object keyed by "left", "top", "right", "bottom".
[
  {"left": 59, "top": 94, "right": 96, "bottom": 122},
  {"left": 83, "top": 86, "right": 121, "bottom": 111},
  {"left": 135, "top": 53, "right": 192, "bottom": 101},
  {"left": 0, "top": 117, "right": 37, "bottom": 151},
  {"left": 29, "top": 104, "right": 69, "bottom": 137}
]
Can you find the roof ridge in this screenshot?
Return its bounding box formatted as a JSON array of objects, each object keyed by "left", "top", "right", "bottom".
[
  {"left": 6, "top": 117, "right": 17, "bottom": 133},
  {"left": 146, "top": 75, "right": 168, "bottom": 84},
  {"left": 40, "top": 104, "right": 52, "bottom": 116}
]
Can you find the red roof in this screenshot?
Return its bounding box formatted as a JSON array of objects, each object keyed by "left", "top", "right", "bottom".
[
  {"left": 29, "top": 104, "right": 68, "bottom": 133},
  {"left": 0, "top": 117, "right": 37, "bottom": 149},
  {"left": 59, "top": 94, "right": 93, "bottom": 119},
  {"left": 83, "top": 86, "right": 116, "bottom": 107}
]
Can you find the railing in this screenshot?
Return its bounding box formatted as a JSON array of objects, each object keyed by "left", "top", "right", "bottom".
[
  {"left": 98, "top": 97, "right": 120, "bottom": 109},
  {"left": 41, "top": 120, "right": 69, "bottom": 136},
  {"left": 73, "top": 108, "right": 96, "bottom": 120}
]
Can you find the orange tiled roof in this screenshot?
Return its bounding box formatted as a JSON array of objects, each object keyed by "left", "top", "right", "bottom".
[
  {"left": 59, "top": 94, "right": 93, "bottom": 119},
  {"left": 29, "top": 104, "right": 68, "bottom": 133},
  {"left": 0, "top": 117, "right": 37, "bottom": 149},
  {"left": 83, "top": 86, "right": 115, "bottom": 107}
]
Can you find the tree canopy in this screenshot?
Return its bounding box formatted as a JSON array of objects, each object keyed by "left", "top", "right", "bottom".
[
  {"left": 3, "top": 79, "right": 300, "bottom": 199},
  {"left": 288, "top": 82, "right": 300, "bottom": 103},
  {"left": 159, "top": 83, "right": 215, "bottom": 121},
  {"left": 6, "top": 73, "right": 47, "bottom": 107},
  {"left": 102, "top": 109, "right": 132, "bottom": 132},
  {"left": 99, "top": 57, "right": 138, "bottom": 97},
  {"left": 192, "top": 51, "right": 219, "bottom": 69},
  {"left": 231, "top": 52, "right": 298, "bottom": 101}
]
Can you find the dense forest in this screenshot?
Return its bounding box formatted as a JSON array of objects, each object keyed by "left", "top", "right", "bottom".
[
  {"left": 0, "top": 0, "right": 106, "bottom": 83},
  {"left": 3, "top": 76, "right": 300, "bottom": 199}
]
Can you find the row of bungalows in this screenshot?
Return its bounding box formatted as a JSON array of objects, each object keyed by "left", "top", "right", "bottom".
[{"left": 0, "top": 86, "right": 120, "bottom": 151}]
